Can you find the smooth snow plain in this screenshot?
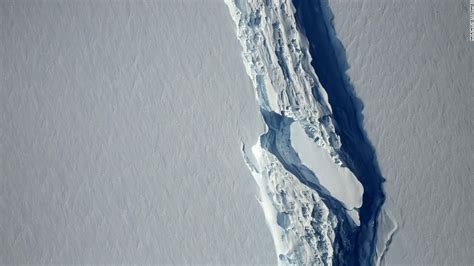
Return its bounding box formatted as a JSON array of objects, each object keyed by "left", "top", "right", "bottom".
[
  {"left": 0, "top": 1, "right": 276, "bottom": 264},
  {"left": 327, "top": 0, "right": 474, "bottom": 264}
]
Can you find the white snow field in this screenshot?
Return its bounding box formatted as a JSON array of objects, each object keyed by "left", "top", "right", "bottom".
[
  {"left": 0, "top": 1, "right": 276, "bottom": 264},
  {"left": 328, "top": 0, "right": 474, "bottom": 264}
]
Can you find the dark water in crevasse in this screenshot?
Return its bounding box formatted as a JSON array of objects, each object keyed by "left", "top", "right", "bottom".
[{"left": 292, "top": 0, "right": 386, "bottom": 265}]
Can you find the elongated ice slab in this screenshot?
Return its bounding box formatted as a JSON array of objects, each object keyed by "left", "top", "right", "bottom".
[{"left": 290, "top": 122, "right": 363, "bottom": 212}]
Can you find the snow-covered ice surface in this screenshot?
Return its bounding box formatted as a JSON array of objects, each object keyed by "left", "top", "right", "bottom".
[
  {"left": 327, "top": 0, "right": 474, "bottom": 264},
  {"left": 0, "top": 1, "right": 276, "bottom": 264}
]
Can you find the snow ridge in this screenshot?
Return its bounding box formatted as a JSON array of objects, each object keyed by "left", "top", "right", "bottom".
[
  {"left": 225, "top": 0, "right": 368, "bottom": 264},
  {"left": 225, "top": 0, "right": 338, "bottom": 152}
]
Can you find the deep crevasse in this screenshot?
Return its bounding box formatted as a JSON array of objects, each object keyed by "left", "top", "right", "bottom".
[{"left": 225, "top": 0, "right": 372, "bottom": 264}]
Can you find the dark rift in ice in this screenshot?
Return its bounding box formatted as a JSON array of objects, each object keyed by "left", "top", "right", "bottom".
[
  {"left": 226, "top": 0, "right": 390, "bottom": 265},
  {"left": 291, "top": 0, "right": 396, "bottom": 264}
]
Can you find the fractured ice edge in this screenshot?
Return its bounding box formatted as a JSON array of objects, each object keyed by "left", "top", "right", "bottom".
[{"left": 225, "top": 0, "right": 393, "bottom": 265}]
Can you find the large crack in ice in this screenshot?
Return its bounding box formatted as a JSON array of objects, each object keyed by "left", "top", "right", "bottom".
[
  {"left": 291, "top": 0, "right": 396, "bottom": 264},
  {"left": 225, "top": 0, "right": 388, "bottom": 265}
]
